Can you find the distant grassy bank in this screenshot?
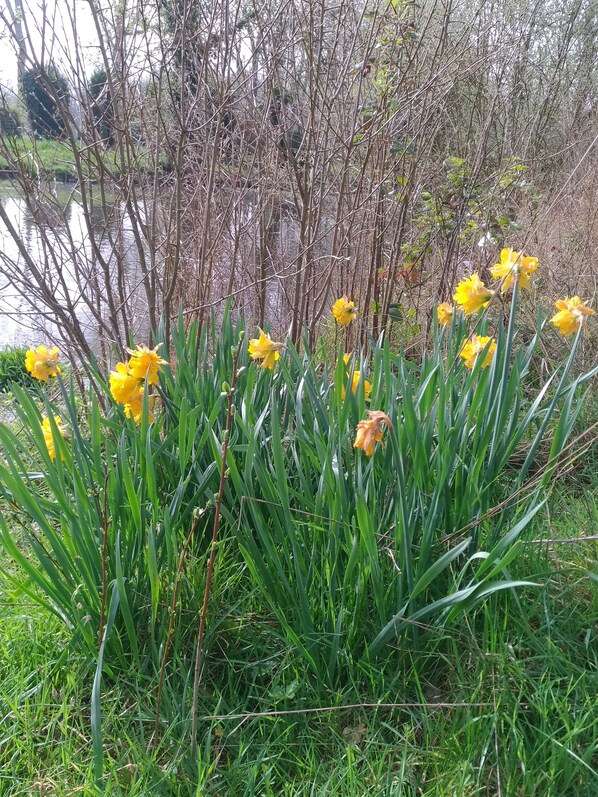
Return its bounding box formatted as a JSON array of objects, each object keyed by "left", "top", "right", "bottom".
[
  {"left": 0, "top": 136, "right": 169, "bottom": 182},
  {"left": 0, "top": 136, "right": 78, "bottom": 181}
]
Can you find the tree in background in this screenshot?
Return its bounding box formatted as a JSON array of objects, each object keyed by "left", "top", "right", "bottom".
[
  {"left": 0, "top": 103, "right": 20, "bottom": 136},
  {"left": 88, "top": 67, "right": 114, "bottom": 146},
  {"left": 22, "top": 65, "right": 69, "bottom": 139}
]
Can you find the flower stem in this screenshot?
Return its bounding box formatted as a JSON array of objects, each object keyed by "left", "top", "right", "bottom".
[{"left": 190, "top": 336, "right": 243, "bottom": 751}]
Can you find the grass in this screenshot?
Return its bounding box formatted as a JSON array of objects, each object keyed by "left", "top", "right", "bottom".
[
  {"left": 0, "top": 137, "right": 78, "bottom": 181},
  {"left": 1, "top": 483, "right": 596, "bottom": 796}
]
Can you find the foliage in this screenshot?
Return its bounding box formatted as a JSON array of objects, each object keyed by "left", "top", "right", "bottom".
[
  {"left": 0, "top": 347, "right": 34, "bottom": 392},
  {"left": 1, "top": 509, "right": 597, "bottom": 794},
  {"left": 400, "top": 156, "right": 537, "bottom": 276},
  {"left": 21, "top": 65, "right": 69, "bottom": 139}
]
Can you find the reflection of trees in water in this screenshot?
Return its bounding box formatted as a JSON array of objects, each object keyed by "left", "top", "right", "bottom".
[
  {"left": 176, "top": 187, "right": 313, "bottom": 333},
  {"left": 0, "top": 186, "right": 150, "bottom": 356},
  {"left": 1, "top": 176, "right": 337, "bottom": 355}
]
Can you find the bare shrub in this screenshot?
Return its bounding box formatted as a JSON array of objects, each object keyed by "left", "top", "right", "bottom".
[{"left": 0, "top": 0, "right": 596, "bottom": 358}]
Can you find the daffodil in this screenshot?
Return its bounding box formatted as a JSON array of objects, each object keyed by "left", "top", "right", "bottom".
[
  {"left": 459, "top": 335, "right": 497, "bottom": 369},
  {"left": 436, "top": 302, "right": 454, "bottom": 326},
  {"left": 124, "top": 393, "right": 155, "bottom": 425},
  {"left": 248, "top": 329, "right": 284, "bottom": 369},
  {"left": 41, "top": 415, "right": 67, "bottom": 460},
  {"left": 25, "top": 345, "right": 60, "bottom": 382},
  {"left": 550, "top": 296, "right": 595, "bottom": 336},
  {"left": 341, "top": 353, "right": 372, "bottom": 398},
  {"left": 453, "top": 274, "right": 494, "bottom": 315},
  {"left": 489, "top": 248, "right": 538, "bottom": 293},
  {"left": 127, "top": 343, "right": 168, "bottom": 384},
  {"left": 332, "top": 296, "right": 357, "bottom": 325},
  {"left": 109, "top": 362, "right": 141, "bottom": 405},
  {"left": 353, "top": 410, "right": 392, "bottom": 456},
  {"left": 349, "top": 370, "right": 372, "bottom": 397}
]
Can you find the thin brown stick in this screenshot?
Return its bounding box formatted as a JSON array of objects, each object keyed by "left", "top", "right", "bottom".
[
  {"left": 523, "top": 534, "right": 598, "bottom": 545},
  {"left": 190, "top": 335, "right": 244, "bottom": 750},
  {"left": 97, "top": 469, "right": 109, "bottom": 650},
  {"left": 153, "top": 508, "right": 206, "bottom": 738},
  {"left": 200, "top": 701, "right": 494, "bottom": 722}
]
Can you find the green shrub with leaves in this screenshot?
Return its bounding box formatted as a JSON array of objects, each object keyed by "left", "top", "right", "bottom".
[{"left": 0, "top": 347, "right": 35, "bottom": 392}]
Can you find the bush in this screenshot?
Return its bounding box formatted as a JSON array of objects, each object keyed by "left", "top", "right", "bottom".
[{"left": 0, "top": 347, "right": 34, "bottom": 392}]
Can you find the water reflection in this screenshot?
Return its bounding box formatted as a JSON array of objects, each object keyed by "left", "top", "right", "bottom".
[
  {"left": 0, "top": 182, "right": 149, "bottom": 353},
  {"left": 0, "top": 180, "right": 321, "bottom": 355}
]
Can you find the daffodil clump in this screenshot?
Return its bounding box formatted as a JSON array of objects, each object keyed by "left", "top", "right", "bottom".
[
  {"left": 3, "top": 294, "right": 597, "bottom": 699},
  {"left": 109, "top": 343, "right": 167, "bottom": 423}
]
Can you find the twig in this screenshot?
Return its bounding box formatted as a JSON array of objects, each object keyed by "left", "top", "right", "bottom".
[
  {"left": 190, "top": 334, "right": 244, "bottom": 751},
  {"left": 97, "top": 469, "right": 108, "bottom": 651},
  {"left": 153, "top": 507, "right": 206, "bottom": 739},
  {"left": 199, "top": 701, "right": 493, "bottom": 722}
]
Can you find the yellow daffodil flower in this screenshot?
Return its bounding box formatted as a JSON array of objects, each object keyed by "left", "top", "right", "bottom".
[
  {"left": 459, "top": 335, "right": 497, "bottom": 369},
  {"left": 127, "top": 343, "right": 168, "bottom": 384},
  {"left": 550, "top": 296, "right": 595, "bottom": 336},
  {"left": 489, "top": 248, "right": 538, "bottom": 293},
  {"left": 41, "top": 415, "right": 67, "bottom": 460},
  {"left": 453, "top": 274, "right": 494, "bottom": 315},
  {"left": 332, "top": 296, "right": 357, "bottom": 325},
  {"left": 353, "top": 410, "right": 392, "bottom": 456},
  {"left": 109, "top": 362, "right": 142, "bottom": 405},
  {"left": 341, "top": 354, "right": 371, "bottom": 398},
  {"left": 124, "top": 393, "right": 155, "bottom": 425},
  {"left": 248, "top": 329, "right": 284, "bottom": 369},
  {"left": 436, "top": 302, "right": 454, "bottom": 326},
  {"left": 350, "top": 370, "right": 372, "bottom": 398},
  {"left": 25, "top": 345, "right": 60, "bottom": 382}
]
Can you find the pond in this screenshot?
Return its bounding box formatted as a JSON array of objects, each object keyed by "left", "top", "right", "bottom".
[
  {"left": 0, "top": 181, "right": 149, "bottom": 353},
  {"left": 0, "top": 179, "right": 316, "bottom": 357}
]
